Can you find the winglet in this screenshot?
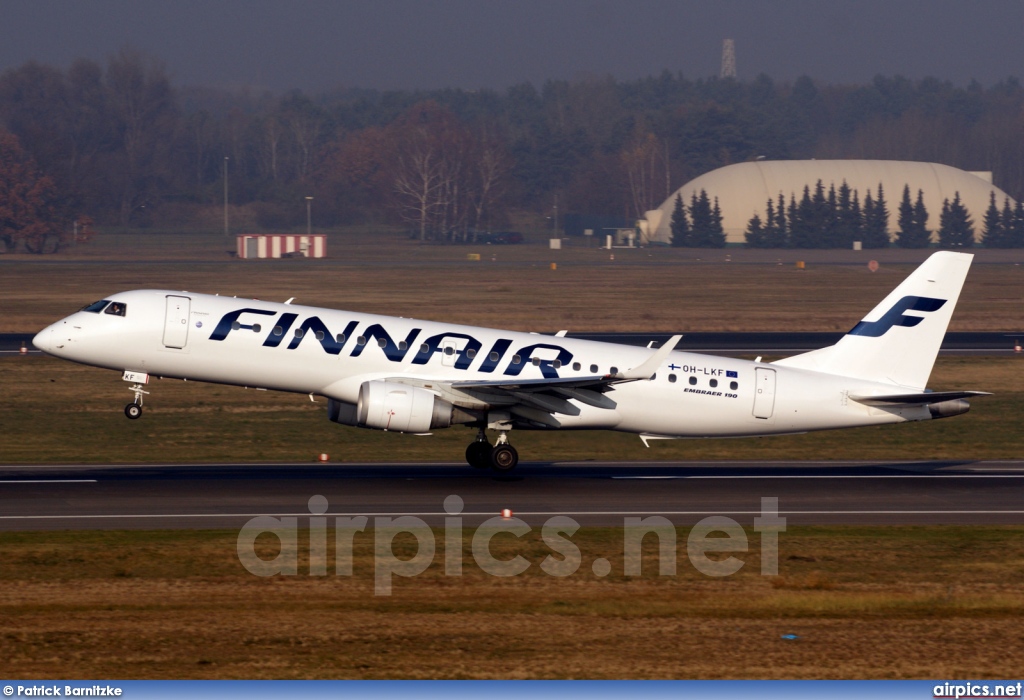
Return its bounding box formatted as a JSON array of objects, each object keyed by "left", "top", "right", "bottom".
[{"left": 611, "top": 335, "right": 682, "bottom": 381}]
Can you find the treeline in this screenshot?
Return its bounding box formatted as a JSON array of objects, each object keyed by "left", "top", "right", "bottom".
[
  {"left": 741, "top": 182, "right": 1024, "bottom": 248},
  {"left": 1, "top": 48, "right": 1024, "bottom": 249}
]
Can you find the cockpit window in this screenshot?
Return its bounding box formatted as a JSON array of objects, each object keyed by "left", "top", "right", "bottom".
[
  {"left": 81, "top": 300, "right": 110, "bottom": 313},
  {"left": 104, "top": 302, "right": 127, "bottom": 317}
]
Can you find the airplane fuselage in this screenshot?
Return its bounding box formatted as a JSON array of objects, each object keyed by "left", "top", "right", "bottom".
[{"left": 34, "top": 289, "right": 936, "bottom": 440}]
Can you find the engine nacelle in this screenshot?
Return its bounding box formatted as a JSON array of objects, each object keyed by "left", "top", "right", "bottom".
[
  {"left": 928, "top": 399, "right": 971, "bottom": 419},
  {"left": 327, "top": 382, "right": 477, "bottom": 431},
  {"left": 329, "top": 381, "right": 453, "bottom": 433}
]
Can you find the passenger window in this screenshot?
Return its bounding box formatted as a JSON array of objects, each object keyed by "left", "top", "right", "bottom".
[
  {"left": 730, "top": 381, "right": 738, "bottom": 390},
  {"left": 273, "top": 326, "right": 283, "bottom": 336},
  {"left": 710, "top": 379, "right": 718, "bottom": 388},
  {"left": 81, "top": 300, "right": 110, "bottom": 313},
  {"left": 590, "top": 364, "right": 598, "bottom": 373},
  {"left": 689, "top": 376, "right": 697, "bottom": 385},
  {"left": 610, "top": 366, "right": 618, "bottom": 375},
  {"left": 294, "top": 328, "right": 304, "bottom": 338},
  {"left": 398, "top": 340, "right": 408, "bottom": 351},
  {"left": 232, "top": 321, "right": 242, "bottom": 331},
  {"left": 377, "top": 338, "right": 387, "bottom": 348},
  {"left": 336, "top": 333, "right": 346, "bottom": 343},
  {"left": 466, "top": 348, "right": 476, "bottom": 358},
  {"left": 512, "top": 354, "right": 521, "bottom": 364},
  {"left": 357, "top": 336, "right": 366, "bottom": 345},
  {"left": 421, "top": 343, "right": 430, "bottom": 354},
  {"left": 572, "top": 362, "right": 581, "bottom": 371},
  {"left": 315, "top": 330, "right": 325, "bottom": 341},
  {"left": 253, "top": 324, "right": 262, "bottom": 333},
  {"left": 553, "top": 360, "right": 561, "bottom": 369},
  {"left": 489, "top": 351, "right": 499, "bottom": 362},
  {"left": 668, "top": 374, "right": 677, "bottom": 383},
  {"left": 444, "top": 346, "right": 455, "bottom": 355},
  {"left": 532, "top": 357, "right": 540, "bottom": 366}
]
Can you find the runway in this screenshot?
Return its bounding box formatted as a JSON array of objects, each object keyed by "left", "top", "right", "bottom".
[{"left": 1, "top": 460, "right": 1022, "bottom": 530}]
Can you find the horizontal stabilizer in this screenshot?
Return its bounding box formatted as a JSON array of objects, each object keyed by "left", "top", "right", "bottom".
[{"left": 850, "top": 390, "right": 992, "bottom": 406}]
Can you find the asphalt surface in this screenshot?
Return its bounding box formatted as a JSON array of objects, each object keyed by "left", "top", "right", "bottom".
[
  {"left": 1, "top": 460, "right": 1022, "bottom": 530},
  {"left": 3, "top": 332, "right": 1023, "bottom": 356}
]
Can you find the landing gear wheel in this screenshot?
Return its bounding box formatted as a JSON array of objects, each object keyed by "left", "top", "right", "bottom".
[
  {"left": 124, "top": 403, "right": 142, "bottom": 420},
  {"left": 466, "top": 441, "right": 491, "bottom": 468},
  {"left": 490, "top": 444, "right": 519, "bottom": 471}
]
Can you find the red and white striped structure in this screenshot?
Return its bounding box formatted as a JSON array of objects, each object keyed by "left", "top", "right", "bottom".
[{"left": 236, "top": 234, "right": 327, "bottom": 259}]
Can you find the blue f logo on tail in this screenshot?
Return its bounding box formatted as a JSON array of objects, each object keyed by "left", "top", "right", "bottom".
[{"left": 848, "top": 296, "right": 947, "bottom": 337}]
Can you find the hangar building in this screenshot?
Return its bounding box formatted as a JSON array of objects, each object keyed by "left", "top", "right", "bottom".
[{"left": 641, "top": 160, "right": 1016, "bottom": 245}]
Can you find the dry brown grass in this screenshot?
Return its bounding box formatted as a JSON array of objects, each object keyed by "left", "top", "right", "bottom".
[{"left": 1, "top": 526, "right": 1022, "bottom": 679}]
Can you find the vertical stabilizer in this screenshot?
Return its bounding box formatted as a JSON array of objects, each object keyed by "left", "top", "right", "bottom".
[{"left": 773, "top": 252, "right": 973, "bottom": 389}]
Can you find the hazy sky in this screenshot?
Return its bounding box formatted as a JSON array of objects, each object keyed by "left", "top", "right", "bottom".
[{"left": 1, "top": 0, "right": 1021, "bottom": 92}]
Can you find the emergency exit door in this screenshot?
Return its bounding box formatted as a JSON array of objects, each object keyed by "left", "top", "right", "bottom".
[
  {"left": 163, "top": 295, "right": 191, "bottom": 349},
  {"left": 752, "top": 367, "right": 776, "bottom": 419}
]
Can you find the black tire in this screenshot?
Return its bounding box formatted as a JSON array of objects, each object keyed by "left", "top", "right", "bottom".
[
  {"left": 466, "top": 441, "right": 491, "bottom": 468},
  {"left": 489, "top": 444, "right": 519, "bottom": 471},
  {"left": 125, "top": 403, "right": 142, "bottom": 420}
]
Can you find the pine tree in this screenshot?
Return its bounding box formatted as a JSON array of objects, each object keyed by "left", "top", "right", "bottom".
[
  {"left": 1010, "top": 200, "right": 1024, "bottom": 248},
  {"left": 997, "top": 197, "right": 1016, "bottom": 247},
  {"left": 912, "top": 190, "right": 932, "bottom": 248},
  {"left": 981, "top": 191, "right": 1002, "bottom": 247},
  {"left": 862, "top": 189, "right": 875, "bottom": 248},
  {"left": 835, "top": 181, "right": 855, "bottom": 248},
  {"left": 773, "top": 192, "right": 789, "bottom": 248},
  {"left": 824, "top": 183, "right": 840, "bottom": 247},
  {"left": 791, "top": 185, "right": 815, "bottom": 248},
  {"left": 708, "top": 197, "right": 726, "bottom": 247},
  {"left": 669, "top": 192, "right": 690, "bottom": 247},
  {"left": 938, "top": 195, "right": 975, "bottom": 248},
  {"left": 757, "top": 197, "right": 776, "bottom": 249},
  {"left": 689, "top": 190, "right": 714, "bottom": 247},
  {"left": 809, "top": 180, "right": 828, "bottom": 248},
  {"left": 787, "top": 194, "right": 799, "bottom": 249},
  {"left": 850, "top": 190, "right": 863, "bottom": 246},
  {"left": 862, "top": 184, "right": 890, "bottom": 248},
  {"left": 744, "top": 213, "right": 765, "bottom": 247},
  {"left": 896, "top": 185, "right": 915, "bottom": 248}
]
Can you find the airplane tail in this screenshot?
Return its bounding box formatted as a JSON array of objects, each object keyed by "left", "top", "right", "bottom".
[{"left": 773, "top": 252, "right": 973, "bottom": 390}]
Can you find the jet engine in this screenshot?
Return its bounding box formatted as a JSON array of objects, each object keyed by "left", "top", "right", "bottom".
[
  {"left": 328, "top": 381, "right": 468, "bottom": 433},
  {"left": 928, "top": 399, "right": 971, "bottom": 419}
]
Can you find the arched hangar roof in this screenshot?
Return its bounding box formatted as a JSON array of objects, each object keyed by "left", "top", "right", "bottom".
[{"left": 645, "top": 160, "right": 1016, "bottom": 244}]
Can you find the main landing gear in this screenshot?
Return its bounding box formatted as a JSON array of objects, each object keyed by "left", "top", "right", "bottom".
[
  {"left": 465, "top": 428, "right": 519, "bottom": 471},
  {"left": 124, "top": 383, "right": 149, "bottom": 420}
]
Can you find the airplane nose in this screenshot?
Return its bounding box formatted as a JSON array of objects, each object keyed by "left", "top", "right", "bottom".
[{"left": 32, "top": 327, "right": 53, "bottom": 353}]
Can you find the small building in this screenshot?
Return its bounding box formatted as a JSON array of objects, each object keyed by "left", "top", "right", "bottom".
[{"left": 236, "top": 234, "right": 326, "bottom": 259}]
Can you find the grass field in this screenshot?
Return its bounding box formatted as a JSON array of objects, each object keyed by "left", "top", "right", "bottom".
[{"left": 1, "top": 526, "right": 1022, "bottom": 679}]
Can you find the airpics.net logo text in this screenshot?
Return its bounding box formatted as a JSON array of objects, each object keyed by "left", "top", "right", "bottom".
[{"left": 236, "top": 495, "right": 786, "bottom": 595}]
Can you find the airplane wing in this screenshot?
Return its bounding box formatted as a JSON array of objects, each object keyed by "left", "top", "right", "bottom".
[{"left": 389, "top": 335, "right": 682, "bottom": 428}]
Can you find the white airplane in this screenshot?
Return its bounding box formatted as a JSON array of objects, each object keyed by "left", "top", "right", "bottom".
[{"left": 33, "top": 251, "right": 988, "bottom": 471}]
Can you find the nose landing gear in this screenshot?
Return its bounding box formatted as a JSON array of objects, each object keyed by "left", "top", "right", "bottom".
[{"left": 124, "top": 383, "right": 149, "bottom": 420}]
